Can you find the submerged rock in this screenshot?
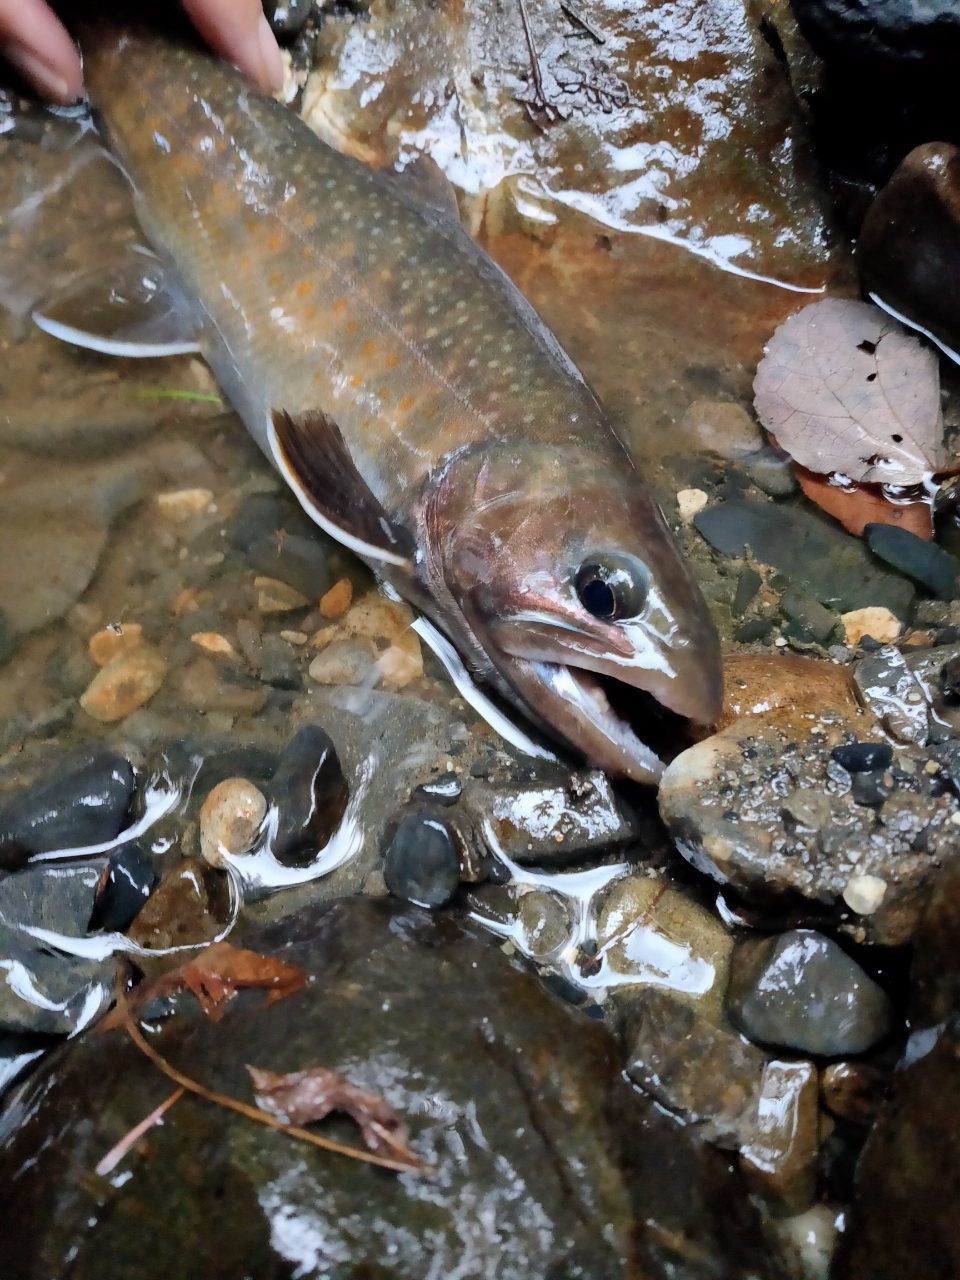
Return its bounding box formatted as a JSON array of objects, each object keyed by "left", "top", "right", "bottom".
[
  {"left": 0, "top": 898, "right": 786, "bottom": 1279},
  {"left": 726, "top": 929, "right": 893, "bottom": 1056},
  {"left": 739, "top": 1059, "right": 819, "bottom": 1216},
  {"left": 865, "top": 523, "right": 959, "bottom": 598},
  {"left": 694, "top": 501, "right": 915, "bottom": 617},
  {"left": 88, "top": 844, "right": 158, "bottom": 934},
  {"left": 0, "top": 745, "right": 134, "bottom": 869},
  {"left": 124, "top": 858, "right": 229, "bottom": 952},
  {"left": 383, "top": 811, "right": 461, "bottom": 907},
  {"left": 198, "top": 778, "right": 267, "bottom": 868},
  {"left": 853, "top": 641, "right": 960, "bottom": 745}
]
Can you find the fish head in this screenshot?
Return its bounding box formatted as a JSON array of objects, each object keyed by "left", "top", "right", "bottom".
[{"left": 428, "top": 445, "right": 722, "bottom": 784}]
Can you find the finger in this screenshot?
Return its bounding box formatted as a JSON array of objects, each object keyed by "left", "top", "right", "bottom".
[
  {"left": 181, "top": 0, "right": 283, "bottom": 95},
  {"left": 0, "top": 0, "right": 83, "bottom": 102}
]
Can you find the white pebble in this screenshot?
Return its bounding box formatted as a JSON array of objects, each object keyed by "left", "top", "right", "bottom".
[
  {"left": 199, "top": 778, "right": 267, "bottom": 868},
  {"left": 676, "top": 488, "right": 709, "bottom": 522},
  {"left": 842, "top": 874, "right": 887, "bottom": 915}
]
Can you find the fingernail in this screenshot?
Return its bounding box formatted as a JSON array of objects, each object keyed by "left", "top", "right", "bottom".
[
  {"left": 256, "top": 16, "right": 284, "bottom": 94},
  {"left": 1, "top": 41, "right": 74, "bottom": 103}
]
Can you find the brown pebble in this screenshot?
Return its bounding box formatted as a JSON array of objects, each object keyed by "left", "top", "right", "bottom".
[
  {"left": 320, "top": 577, "right": 353, "bottom": 619},
  {"left": 171, "top": 587, "right": 204, "bottom": 616},
  {"left": 88, "top": 623, "right": 144, "bottom": 667},
  {"left": 740, "top": 1060, "right": 819, "bottom": 1215},
  {"left": 821, "top": 1061, "right": 888, "bottom": 1126},
  {"left": 190, "top": 631, "right": 237, "bottom": 659},
  {"left": 79, "top": 647, "right": 168, "bottom": 723},
  {"left": 255, "top": 575, "right": 309, "bottom": 613},
  {"left": 125, "top": 858, "right": 227, "bottom": 950},
  {"left": 361, "top": 868, "right": 389, "bottom": 897},
  {"left": 199, "top": 778, "right": 267, "bottom": 867},
  {"left": 156, "top": 487, "right": 214, "bottom": 521}
]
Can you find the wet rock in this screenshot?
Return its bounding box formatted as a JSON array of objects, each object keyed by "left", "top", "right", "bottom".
[
  {"left": 727, "top": 930, "right": 893, "bottom": 1056},
  {"left": 0, "top": 745, "right": 134, "bottom": 869},
  {"left": 743, "top": 446, "right": 800, "bottom": 498},
  {"left": 79, "top": 646, "right": 168, "bottom": 723},
  {"left": 779, "top": 587, "right": 839, "bottom": 643},
  {"left": 0, "top": 861, "right": 101, "bottom": 938},
  {"left": 660, "top": 692, "right": 959, "bottom": 945},
  {"left": 850, "top": 769, "right": 890, "bottom": 806},
  {"left": 0, "top": 607, "right": 13, "bottom": 666},
  {"left": 694, "top": 501, "right": 914, "bottom": 617},
  {"left": 155, "top": 487, "right": 213, "bottom": 521},
  {"left": 859, "top": 142, "right": 960, "bottom": 360},
  {"left": 198, "top": 778, "right": 267, "bottom": 868},
  {"left": 852, "top": 641, "right": 960, "bottom": 744},
  {"left": 0, "top": 1031, "right": 53, "bottom": 1103},
  {"left": 516, "top": 888, "right": 572, "bottom": 961},
  {"left": 832, "top": 741, "right": 892, "bottom": 772},
  {"left": 266, "top": 724, "right": 349, "bottom": 867},
  {"left": 310, "top": 590, "right": 422, "bottom": 688},
  {"left": 791, "top": 0, "right": 960, "bottom": 65},
  {"left": 307, "top": 638, "right": 376, "bottom": 686},
  {"left": 177, "top": 657, "right": 268, "bottom": 716},
  {"left": 597, "top": 873, "right": 734, "bottom": 1023},
  {"left": 125, "top": 858, "right": 229, "bottom": 951},
  {"left": 383, "top": 811, "right": 461, "bottom": 907},
  {"left": 88, "top": 844, "right": 158, "bottom": 933},
  {"left": 769, "top": 1205, "right": 839, "bottom": 1280},
  {"left": 739, "top": 1059, "right": 819, "bottom": 1215},
  {"left": 0, "top": 511, "right": 106, "bottom": 637},
  {"left": 0, "top": 898, "right": 786, "bottom": 1279},
  {"left": 412, "top": 771, "right": 462, "bottom": 806},
  {"left": 678, "top": 399, "right": 764, "bottom": 460},
  {"left": 257, "top": 632, "right": 301, "bottom": 690},
  {"left": 624, "top": 988, "right": 766, "bottom": 1148},
  {"left": 820, "top": 1061, "right": 888, "bottom": 1126},
  {"left": 841, "top": 873, "right": 888, "bottom": 915},
  {"left": 460, "top": 768, "right": 634, "bottom": 866},
  {"left": 865, "top": 523, "right": 959, "bottom": 598}
]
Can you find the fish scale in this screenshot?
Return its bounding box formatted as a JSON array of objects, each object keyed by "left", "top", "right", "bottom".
[{"left": 81, "top": 28, "right": 613, "bottom": 513}]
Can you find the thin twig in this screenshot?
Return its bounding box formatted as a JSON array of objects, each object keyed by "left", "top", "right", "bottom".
[
  {"left": 96, "top": 1087, "right": 184, "bottom": 1177},
  {"left": 560, "top": 0, "right": 606, "bottom": 44},
  {"left": 114, "top": 972, "right": 434, "bottom": 1177}
]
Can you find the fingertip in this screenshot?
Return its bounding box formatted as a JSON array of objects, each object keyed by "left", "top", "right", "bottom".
[{"left": 256, "top": 14, "right": 284, "bottom": 94}]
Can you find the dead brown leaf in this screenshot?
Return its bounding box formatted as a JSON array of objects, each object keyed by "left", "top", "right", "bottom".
[
  {"left": 754, "top": 298, "right": 944, "bottom": 485},
  {"left": 99, "top": 941, "right": 308, "bottom": 1030},
  {"left": 793, "top": 463, "right": 933, "bottom": 539},
  {"left": 248, "top": 1065, "right": 418, "bottom": 1166}
]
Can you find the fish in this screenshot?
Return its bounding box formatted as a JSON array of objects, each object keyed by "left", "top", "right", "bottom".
[{"left": 35, "top": 15, "right": 721, "bottom": 783}]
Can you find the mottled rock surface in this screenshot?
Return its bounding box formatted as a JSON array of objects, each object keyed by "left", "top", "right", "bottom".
[{"left": 0, "top": 899, "right": 786, "bottom": 1280}]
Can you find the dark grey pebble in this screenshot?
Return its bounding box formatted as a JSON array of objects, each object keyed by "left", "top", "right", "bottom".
[
  {"left": 258, "top": 633, "right": 302, "bottom": 690},
  {"left": 780, "top": 586, "right": 839, "bottom": 642},
  {"left": 852, "top": 769, "right": 892, "bottom": 806},
  {"left": 695, "top": 500, "right": 914, "bottom": 615},
  {"left": 734, "top": 618, "right": 773, "bottom": 643},
  {"left": 228, "top": 495, "right": 284, "bottom": 553},
  {"left": 413, "top": 771, "right": 462, "bottom": 806},
  {"left": 732, "top": 566, "right": 762, "bottom": 616},
  {"left": 832, "top": 742, "right": 893, "bottom": 773},
  {"left": 0, "top": 747, "right": 134, "bottom": 870},
  {"left": 865, "top": 523, "right": 959, "bottom": 599},
  {"left": 265, "top": 0, "right": 314, "bottom": 38},
  {"left": 383, "top": 811, "right": 460, "bottom": 907},
  {"left": 727, "top": 928, "right": 894, "bottom": 1056},
  {"left": 0, "top": 607, "right": 13, "bottom": 666},
  {"left": 89, "top": 844, "right": 158, "bottom": 933},
  {"left": 267, "top": 724, "right": 349, "bottom": 867}
]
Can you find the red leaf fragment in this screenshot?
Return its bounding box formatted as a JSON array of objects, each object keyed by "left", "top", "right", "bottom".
[
  {"left": 793, "top": 463, "right": 933, "bottom": 539},
  {"left": 99, "top": 941, "right": 308, "bottom": 1029},
  {"left": 247, "top": 1065, "right": 417, "bottom": 1166}
]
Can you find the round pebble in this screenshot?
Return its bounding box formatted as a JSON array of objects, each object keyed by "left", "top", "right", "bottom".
[
  {"left": 383, "top": 812, "right": 460, "bottom": 907},
  {"left": 308, "top": 639, "right": 376, "bottom": 686},
  {"left": 843, "top": 874, "right": 887, "bottom": 915},
  {"left": 831, "top": 742, "right": 892, "bottom": 773},
  {"left": 517, "top": 889, "right": 572, "bottom": 959},
  {"left": 79, "top": 647, "right": 168, "bottom": 723},
  {"left": 88, "top": 622, "right": 143, "bottom": 666},
  {"left": 199, "top": 777, "right": 267, "bottom": 867}
]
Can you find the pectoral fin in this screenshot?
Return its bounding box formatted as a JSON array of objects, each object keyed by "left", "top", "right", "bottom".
[
  {"left": 268, "top": 408, "right": 415, "bottom": 568},
  {"left": 32, "top": 248, "right": 201, "bottom": 357}
]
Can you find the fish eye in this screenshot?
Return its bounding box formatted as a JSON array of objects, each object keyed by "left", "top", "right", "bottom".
[{"left": 575, "top": 554, "right": 649, "bottom": 621}]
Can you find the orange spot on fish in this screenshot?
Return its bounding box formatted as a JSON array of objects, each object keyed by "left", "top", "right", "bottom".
[
  {"left": 361, "top": 340, "right": 377, "bottom": 357},
  {"left": 246, "top": 221, "right": 258, "bottom": 234},
  {"left": 379, "top": 270, "right": 391, "bottom": 283},
  {"left": 339, "top": 243, "right": 354, "bottom": 257},
  {"left": 303, "top": 213, "right": 317, "bottom": 229},
  {"left": 398, "top": 395, "right": 416, "bottom": 411},
  {"left": 268, "top": 235, "right": 283, "bottom": 252},
  {"left": 332, "top": 299, "right": 348, "bottom": 314},
  {"left": 304, "top": 306, "right": 316, "bottom": 320},
  {"left": 385, "top": 354, "right": 400, "bottom": 369},
  {"left": 297, "top": 281, "right": 313, "bottom": 296},
  {"left": 346, "top": 321, "right": 359, "bottom": 335},
  {"left": 350, "top": 376, "right": 363, "bottom": 388},
  {"left": 241, "top": 258, "right": 250, "bottom": 270}
]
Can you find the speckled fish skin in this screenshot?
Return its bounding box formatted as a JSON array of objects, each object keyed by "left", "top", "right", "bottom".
[{"left": 77, "top": 23, "right": 722, "bottom": 782}]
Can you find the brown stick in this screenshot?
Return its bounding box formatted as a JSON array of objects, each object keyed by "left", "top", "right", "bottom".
[{"left": 115, "top": 974, "right": 433, "bottom": 1177}]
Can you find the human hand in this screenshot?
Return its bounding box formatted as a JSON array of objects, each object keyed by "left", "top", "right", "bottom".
[{"left": 0, "top": 0, "right": 283, "bottom": 104}]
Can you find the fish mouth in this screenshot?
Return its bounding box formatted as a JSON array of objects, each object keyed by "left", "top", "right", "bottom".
[{"left": 516, "top": 659, "right": 702, "bottom": 784}]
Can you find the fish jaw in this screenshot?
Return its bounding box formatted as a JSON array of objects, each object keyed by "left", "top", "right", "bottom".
[{"left": 421, "top": 444, "right": 723, "bottom": 784}]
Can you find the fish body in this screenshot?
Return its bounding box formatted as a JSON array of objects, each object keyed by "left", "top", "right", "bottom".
[{"left": 64, "top": 22, "right": 721, "bottom": 781}]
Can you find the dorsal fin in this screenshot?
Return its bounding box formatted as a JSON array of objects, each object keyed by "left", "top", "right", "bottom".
[{"left": 268, "top": 409, "right": 415, "bottom": 569}]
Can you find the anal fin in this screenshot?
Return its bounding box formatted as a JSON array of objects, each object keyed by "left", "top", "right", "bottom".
[
  {"left": 32, "top": 247, "right": 201, "bottom": 357},
  {"left": 269, "top": 408, "right": 415, "bottom": 569}
]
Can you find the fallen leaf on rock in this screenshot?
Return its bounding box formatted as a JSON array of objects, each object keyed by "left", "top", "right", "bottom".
[
  {"left": 248, "top": 1065, "right": 418, "bottom": 1166},
  {"left": 99, "top": 941, "right": 307, "bottom": 1029},
  {"left": 754, "top": 298, "right": 944, "bottom": 486},
  {"left": 793, "top": 463, "right": 933, "bottom": 540}
]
